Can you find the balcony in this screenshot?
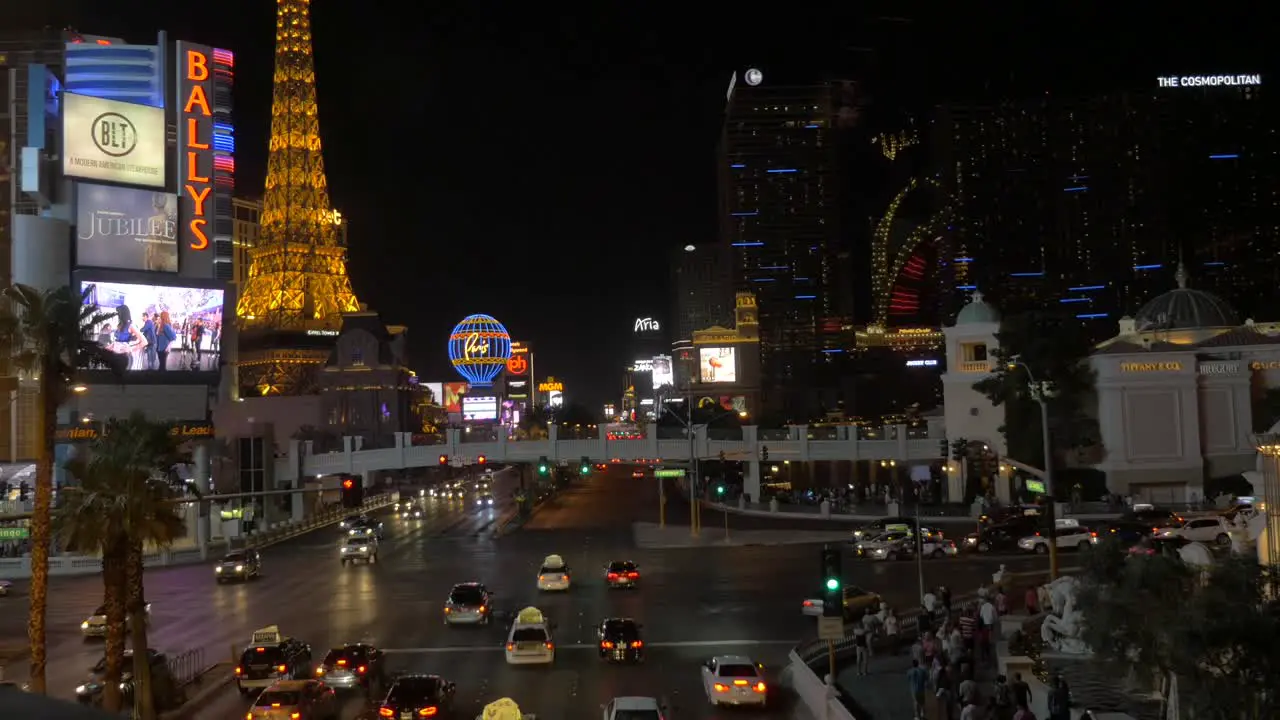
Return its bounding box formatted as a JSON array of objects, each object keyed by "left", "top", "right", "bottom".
[{"left": 958, "top": 360, "right": 994, "bottom": 373}]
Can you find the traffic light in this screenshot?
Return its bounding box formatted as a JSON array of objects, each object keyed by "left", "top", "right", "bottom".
[
  {"left": 438, "top": 454, "right": 449, "bottom": 466},
  {"left": 939, "top": 437, "right": 949, "bottom": 456},
  {"left": 716, "top": 484, "right": 725, "bottom": 496},
  {"left": 579, "top": 456, "right": 590, "bottom": 475},
  {"left": 477, "top": 455, "right": 486, "bottom": 466},
  {"left": 821, "top": 545, "right": 842, "bottom": 617},
  {"left": 340, "top": 475, "right": 363, "bottom": 508},
  {"left": 18, "top": 481, "right": 29, "bottom": 502},
  {"left": 537, "top": 456, "right": 550, "bottom": 476},
  {"left": 760, "top": 446, "right": 769, "bottom": 462},
  {"left": 950, "top": 438, "right": 969, "bottom": 463}
]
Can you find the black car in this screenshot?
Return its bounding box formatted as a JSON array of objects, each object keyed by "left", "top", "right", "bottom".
[
  {"left": 965, "top": 517, "right": 1040, "bottom": 553},
  {"left": 1101, "top": 519, "right": 1158, "bottom": 547},
  {"left": 215, "top": 549, "right": 262, "bottom": 582},
  {"left": 76, "top": 648, "right": 178, "bottom": 709},
  {"left": 347, "top": 517, "right": 385, "bottom": 540},
  {"left": 597, "top": 618, "right": 644, "bottom": 663},
  {"left": 605, "top": 560, "right": 640, "bottom": 589},
  {"left": 1123, "top": 507, "right": 1184, "bottom": 526},
  {"left": 235, "top": 638, "right": 313, "bottom": 696},
  {"left": 979, "top": 504, "right": 1044, "bottom": 525},
  {"left": 377, "top": 674, "right": 457, "bottom": 719},
  {"left": 317, "top": 643, "right": 386, "bottom": 692}
]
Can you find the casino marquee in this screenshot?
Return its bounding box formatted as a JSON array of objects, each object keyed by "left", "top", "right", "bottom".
[{"left": 1158, "top": 74, "right": 1262, "bottom": 88}]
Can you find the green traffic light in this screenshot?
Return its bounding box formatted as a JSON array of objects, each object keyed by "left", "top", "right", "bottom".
[
  {"left": 716, "top": 485, "right": 725, "bottom": 495},
  {"left": 825, "top": 577, "right": 840, "bottom": 591},
  {"left": 538, "top": 464, "right": 548, "bottom": 474},
  {"left": 580, "top": 465, "right": 589, "bottom": 474}
]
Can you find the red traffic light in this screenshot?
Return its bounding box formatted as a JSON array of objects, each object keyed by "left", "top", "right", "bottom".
[
  {"left": 477, "top": 455, "right": 486, "bottom": 465},
  {"left": 342, "top": 478, "right": 354, "bottom": 490},
  {"left": 438, "top": 454, "right": 448, "bottom": 465}
]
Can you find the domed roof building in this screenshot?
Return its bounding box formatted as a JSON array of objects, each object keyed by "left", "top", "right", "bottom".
[
  {"left": 954, "top": 290, "right": 1001, "bottom": 326},
  {"left": 1133, "top": 263, "right": 1237, "bottom": 332}
]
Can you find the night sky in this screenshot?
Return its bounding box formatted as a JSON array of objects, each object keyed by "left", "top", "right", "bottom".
[{"left": 20, "top": 2, "right": 1268, "bottom": 409}]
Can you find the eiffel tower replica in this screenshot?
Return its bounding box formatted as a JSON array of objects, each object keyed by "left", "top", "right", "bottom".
[{"left": 236, "top": 0, "right": 361, "bottom": 396}]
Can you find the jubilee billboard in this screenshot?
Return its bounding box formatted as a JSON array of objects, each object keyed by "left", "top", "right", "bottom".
[{"left": 76, "top": 183, "right": 178, "bottom": 272}]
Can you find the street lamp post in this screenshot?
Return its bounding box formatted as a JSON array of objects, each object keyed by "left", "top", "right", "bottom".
[{"left": 1008, "top": 356, "right": 1061, "bottom": 579}]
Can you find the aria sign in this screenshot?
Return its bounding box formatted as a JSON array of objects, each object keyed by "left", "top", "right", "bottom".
[
  {"left": 634, "top": 317, "right": 661, "bottom": 333},
  {"left": 1157, "top": 74, "right": 1261, "bottom": 88}
]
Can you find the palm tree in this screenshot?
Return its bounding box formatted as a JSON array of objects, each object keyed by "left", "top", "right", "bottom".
[
  {"left": 0, "top": 284, "right": 114, "bottom": 693},
  {"left": 56, "top": 416, "right": 185, "bottom": 718}
]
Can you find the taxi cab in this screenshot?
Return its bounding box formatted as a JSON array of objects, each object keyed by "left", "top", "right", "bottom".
[
  {"left": 235, "top": 626, "right": 314, "bottom": 696},
  {"left": 476, "top": 697, "right": 539, "bottom": 720},
  {"left": 504, "top": 607, "right": 555, "bottom": 665},
  {"left": 247, "top": 679, "right": 336, "bottom": 719},
  {"left": 536, "top": 555, "right": 571, "bottom": 591}
]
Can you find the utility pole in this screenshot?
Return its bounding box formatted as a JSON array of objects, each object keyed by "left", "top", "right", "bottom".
[{"left": 1010, "top": 356, "right": 1060, "bottom": 579}]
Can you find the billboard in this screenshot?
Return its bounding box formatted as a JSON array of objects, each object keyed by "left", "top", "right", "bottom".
[
  {"left": 62, "top": 93, "right": 165, "bottom": 188},
  {"left": 443, "top": 382, "right": 468, "bottom": 413},
  {"left": 548, "top": 390, "right": 564, "bottom": 408},
  {"left": 80, "top": 280, "right": 224, "bottom": 372},
  {"left": 175, "top": 42, "right": 215, "bottom": 276},
  {"left": 463, "top": 395, "right": 498, "bottom": 421},
  {"left": 76, "top": 183, "right": 178, "bottom": 272},
  {"left": 424, "top": 382, "right": 443, "bottom": 405},
  {"left": 699, "top": 347, "right": 737, "bottom": 383},
  {"left": 506, "top": 354, "right": 529, "bottom": 376},
  {"left": 652, "top": 355, "right": 673, "bottom": 389},
  {"left": 507, "top": 378, "right": 529, "bottom": 399}
]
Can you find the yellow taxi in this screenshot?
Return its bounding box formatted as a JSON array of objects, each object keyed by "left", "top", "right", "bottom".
[{"left": 504, "top": 607, "right": 555, "bottom": 665}]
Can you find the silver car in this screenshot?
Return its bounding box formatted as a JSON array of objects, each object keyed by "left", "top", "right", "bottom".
[
  {"left": 443, "top": 583, "right": 492, "bottom": 625},
  {"left": 339, "top": 537, "right": 377, "bottom": 565}
]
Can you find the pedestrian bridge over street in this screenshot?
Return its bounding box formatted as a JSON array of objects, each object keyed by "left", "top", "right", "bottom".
[{"left": 279, "top": 422, "right": 951, "bottom": 499}]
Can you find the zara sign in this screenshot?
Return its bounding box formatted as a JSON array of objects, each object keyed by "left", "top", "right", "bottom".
[{"left": 634, "top": 317, "right": 660, "bottom": 333}]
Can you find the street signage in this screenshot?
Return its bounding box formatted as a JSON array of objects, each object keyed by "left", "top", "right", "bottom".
[
  {"left": 0, "top": 527, "right": 29, "bottom": 540},
  {"left": 653, "top": 469, "right": 686, "bottom": 478},
  {"left": 816, "top": 615, "right": 844, "bottom": 641}
]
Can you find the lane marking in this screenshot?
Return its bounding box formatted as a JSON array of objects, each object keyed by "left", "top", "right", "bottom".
[{"left": 383, "top": 639, "right": 796, "bottom": 654}]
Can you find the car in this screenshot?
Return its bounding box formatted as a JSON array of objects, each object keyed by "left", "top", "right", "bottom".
[
  {"left": 340, "top": 514, "right": 366, "bottom": 529},
  {"left": 1101, "top": 519, "right": 1157, "bottom": 547},
  {"left": 1017, "top": 520, "right": 1098, "bottom": 553},
  {"left": 399, "top": 504, "right": 423, "bottom": 519},
  {"left": 631, "top": 469, "right": 646, "bottom": 478},
  {"left": 850, "top": 516, "right": 917, "bottom": 541},
  {"left": 76, "top": 649, "right": 176, "bottom": 708},
  {"left": 81, "top": 602, "right": 150, "bottom": 638},
  {"left": 801, "top": 585, "right": 881, "bottom": 620},
  {"left": 475, "top": 492, "right": 495, "bottom": 507},
  {"left": 537, "top": 554, "right": 572, "bottom": 591},
  {"left": 1122, "top": 506, "right": 1184, "bottom": 526},
  {"left": 597, "top": 618, "right": 644, "bottom": 663},
  {"left": 505, "top": 606, "right": 555, "bottom": 665},
  {"left": 443, "top": 582, "right": 493, "bottom": 625},
  {"left": 854, "top": 531, "right": 915, "bottom": 561},
  {"left": 920, "top": 536, "right": 960, "bottom": 559},
  {"left": 347, "top": 518, "right": 385, "bottom": 540},
  {"left": 602, "top": 696, "right": 666, "bottom": 720},
  {"left": 247, "top": 679, "right": 337, "bottom": 720},
  {"left": 377, "top": 674, "right": 457, "bottom": 719},
  {"left": 979, "top": 504, "right": 1044, "bottom": 525},
  {"left": 340, "top": 536, "right": 378, "bottom": 565},
  {"left": 605, "top": 560, "right": 640, "bottom": 589},
  {"left": 235, "top": 626, "right": 314, "bottom": 696},
  {"left": 700, "top": 655, "right": 767, "bottom": 707},
  {"left": 315, "top": 642, "right": 386, "bottom": 691},
  {"left": 1158, "top": 516, "right": 1234, "bottom": 546},
  {"left": 1129, "top": 535, "right": 1193, "bottom": 558},
  {"left": 215, "top": 549, "right": 262, "bottom": 582},
  {"left": 0, "top": 580, "right": 12, "bottom": 597},
  {"left": 964, "top": 517, "right": 1041, "bottom": 553}
]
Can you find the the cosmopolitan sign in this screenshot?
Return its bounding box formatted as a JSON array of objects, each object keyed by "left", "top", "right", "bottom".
[{"left": 1157, "top": 74, "right": 1261, "bottom": 88}]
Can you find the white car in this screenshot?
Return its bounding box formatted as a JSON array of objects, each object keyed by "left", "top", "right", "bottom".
[
  {"left": 476, "top": 493, "right": 495, "bottom": 507},
  {"left": 854, "top": 531, "right": 913, "bottom": 560},
  {"left": 537, "top": 554, "right": 571, "bottom": 591},
  {"left": 400, "top": 505, "right": 423, "bottom": 519},
  {"left": 504, "top": 607, "right": 555, "bottom": 665},
  {"left": 602, "top": 696, "right": 665, "bottom": 720},
  {"left": 340, "top": 537, "right": 377, "bottom": 565},
  {"left": 81, "top": 603, "right": 150, "bottom": 638},
  {"left": 1158, "top": 516, "right": 1233, "bottom": 546},
  {"left": 700, "top": 655, "right": 767, "bottom": 707},
  {"left": 1017, "top": 520, "right": 1097, "bottom": 553},
  {"left": 0, "top": 580, "right": 11, "bottom": 597}
]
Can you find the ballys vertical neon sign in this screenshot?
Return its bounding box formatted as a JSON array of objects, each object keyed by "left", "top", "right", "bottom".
[{"left": 182, "top": 50, "right": 212, "bottom": 250}]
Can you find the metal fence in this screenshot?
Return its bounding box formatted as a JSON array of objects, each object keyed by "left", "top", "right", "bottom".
[{"left": 167, "top": 647, "right": 206, "bottom": 686}]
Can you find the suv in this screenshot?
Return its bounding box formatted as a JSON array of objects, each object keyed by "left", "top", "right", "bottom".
[
  {"left": 235, "top": 638, "right": 314, "bottom": 696},
  {"left": 316, "top": 643, "right": 386, "bottom": 692},
  {"left": 443, "top": 583, "right": 493, "bottom": 625},
  {"left": 1017, "top": 522, "right": 1097, "bottom": 553},
  {"left": 340, "top": 536, "right": 378, "bottom": 565},
  {"left": 215, "top": 549, "right": 262, "bottom": 582},
  {"left": 965, "top": 517, "right": 1040, "bottom": 553}
]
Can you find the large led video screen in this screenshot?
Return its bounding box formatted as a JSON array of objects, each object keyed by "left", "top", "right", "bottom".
[
  {"left": 462, "top": 395, "right": 498, "bottom": 421},
  {"left": 76, "top": 183, "right": 178, "bottom": 272},
  {"left": 651, "top": 355, "right": 674, "bottom": 389},
  {"left": 81, "top": 280, "right": 224, "bottom": 372},
  {"left": 699, "top": 347, "right": 737, "bottom": 383}
]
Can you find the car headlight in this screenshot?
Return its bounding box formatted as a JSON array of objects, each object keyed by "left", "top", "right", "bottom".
[
  {"left": 965, "top": 537, "right": 977, "bottom": 544},
  {"left": 215, "top": 566, "right": 223, "bottom": 573},
  {"left": 235, "top": 565, "right": 244, "bottom": 572},
  {"left": 348, "top": 529, "right": 356, "bottom": 535},
  {"left": 81, "top": 621, "right": 89, "bottom": 629},
  {"left": 359, "top": 546, "right": 368, "bottom": 552},
  {"left": 76, "top": 684, "right": 93, "bottom": 695},
  {"left": 341, "top": 547, "right": 349, "bottom": 553}
]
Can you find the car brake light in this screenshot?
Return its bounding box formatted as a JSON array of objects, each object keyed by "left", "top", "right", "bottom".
[
  {"left": 628, "top": 571, "right": 639, "bottom": 578},
  {"left": 336, "top": 659, "right": 347, "bottom": 666},
  {"left": 561, "top": 574, "right": 569, "bottom": 581},
  {"left": 545, "top": 642, "right": 554, "bottom": 650},
  {"left": 234, "top": 666, "right": 242, "bottom": 675},
  {"left": 419, "top": 708, "right": 439, "bottom": 717},
  {"left": 255, "top": 648, "right": 265, "bottom": 653},
  {"left": 315, "top": 667, "right": 325, "bottom": 675},
  {"left": 607, "top": 572, "right": 618, "bottom": 580},
  {"left": 1034, "top": 532, "right": 1041, "bottom": 537},
  {"left": 602, "top": 641, "right": 614, "bottom": 649},
  {"left": 291, "top": 714, "right": 301, "bottom": 720},
  {"left": 277, "top": 665, "right": 287, "bottom": 673},
  {"left": 357, "top": 665, "right": 367, "bottom": 674},
  {"left": 379, "top": 709, "right": 395, "bottom": 718},
  {"left": 1091, "top": 532, "right": 1097, "bottom": 537},
  {"left": 803, "top": 600, "right": 814, "bottom": 607},
  {"left": 506, "top": 642, "right": 514, "bottom": 651},
  {"left": 713, "top": 683, "right": 728, "bottom": 692},
  {"left": 632, "top": 641, "right": 643, "bottom": 648},
  {"left": 754, "top": 682, "right": 767, "bottom": 693},
  {"left": 733, "top": 679, "right": 749, "bottom": 686}
]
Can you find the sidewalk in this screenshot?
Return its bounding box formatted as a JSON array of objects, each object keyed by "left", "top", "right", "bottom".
[
  {"left": 631, "top": 522, "right": 849, "bottom": 549},
  {"left": 705, "top": 500, "right": 1124, "bottom": 525},
  {"left": 838, "top": 647, "right": 999, "bottom": 720}
]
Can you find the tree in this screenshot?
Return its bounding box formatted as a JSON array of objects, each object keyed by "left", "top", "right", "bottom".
[
  {"left": 971, "top": 310, "right": 1102, "bottom": 489},
  {"left": 1076, "top": 541, "right": 1280, "bottom": 719},
  {"left": 0, "top": 284, "right": 114, "bottom": 693},
  {"left": 551, "top": 402, "right": 598, "bottom": 428},
  {"left": 516, "top": 405, "right": 550, "bottom": 440}
]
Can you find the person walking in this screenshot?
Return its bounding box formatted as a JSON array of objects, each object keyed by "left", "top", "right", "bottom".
[
  {"left": 853, "top": 626, "right": 870, "bottom": 675},
  {"left": 907, "top": 659, "right": 929, "bottom": 720},
  {"left": 1010, "top": 672, "right": 1032, "bottom": 711},
  {"left": 980, "top": 594, "right": 999, "bottom": 662},
  {"left": 1025, "top": 585, "right": 1040, "bottom": 615},
  {"left": 884, "top": 608, "right": 901, "bottom": 650},
  {"left": 934, "top": 664, "right": 956, "bottom": 720},
  {"left": 1047, "top": 675, "right": 1071, "bottom": 720},
  {"left": 993, "top": 674, "right": 1014, "bottom": 720},
  {"left": 1013, "top": 701, "right": 1037, "bottom": 720}
]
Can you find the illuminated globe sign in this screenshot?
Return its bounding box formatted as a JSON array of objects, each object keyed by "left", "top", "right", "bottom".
[{"left": 448, "top": 314, "right": 512, "bottom": 387}]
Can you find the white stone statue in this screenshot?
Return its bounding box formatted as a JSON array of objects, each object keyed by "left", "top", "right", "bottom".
[
  {"left": 992, "top": 563, "right": 1008, "bottom": 588},
  {"left": 922, "top": 592, "right": 938, "bottom": 613},
  {"left": 1040, "top": 576, "right": 1089, "bottom": 654}
]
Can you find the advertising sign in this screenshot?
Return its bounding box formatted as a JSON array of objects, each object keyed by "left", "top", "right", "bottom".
[
  {"left": 634, "top": 317, "right": 661, "bottom": 333},
  {"left": 62, "top": 93, "right": 166, "bottom": 188},
  {"left": 76, "top": 183, "right": 178, "bottom": 272},
  {"left": 1157, "top": 74, "right": 1261, "bottom": 88},
  {"left": 175, "top": 42, "right": 215, "bottom": 275},
  {"left": 462, "top": 395, "right": 498, "bottom": 421},
  {"left": 507, "top": 379, "right": 529, "bottom": 398},
  {"left": 424, "top": 382, "right": 443, "bottom": 405},
  {"left": 632, "top": 359, "right": 653, "bottom": 373},
  {"left": 80, "top": 280, "right": 224, "bottom": 372},
  {"left": 443, "top": 382, "right": 468, "bottom": 412},
  {"left": 651, "top": 355, "right": 673, "bottom": 389},
  {"left": 506, "top": 354, "right": 529, "bottom": 375},
  {"left": 548, "top": 390, "right": 564, "bottom": 408},
  {"left": 699, "top": 347, "right": 737, "bottom": 383},
  {"left": 538, "top": 380, "right": 564, "bottom": 393}
]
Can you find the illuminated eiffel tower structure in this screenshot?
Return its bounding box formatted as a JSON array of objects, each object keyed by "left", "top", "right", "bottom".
[{"left": 236, "top": 0, "right": 360, "bottom": 396}]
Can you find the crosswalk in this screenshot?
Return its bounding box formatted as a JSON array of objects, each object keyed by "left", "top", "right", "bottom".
[{"left": 382, "top": 639, "right": 797, "bottom": 654}]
